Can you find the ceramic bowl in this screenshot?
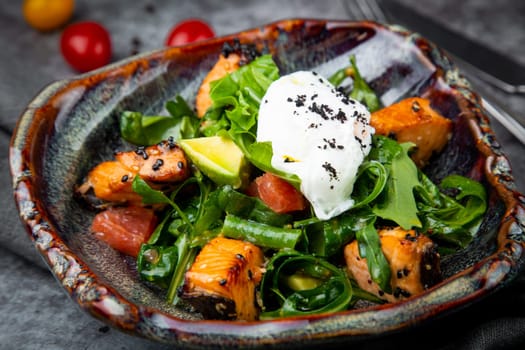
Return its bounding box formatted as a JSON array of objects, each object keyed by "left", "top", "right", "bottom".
[{"left": 10, "top": 19, "right": 525, "bottom": 348}]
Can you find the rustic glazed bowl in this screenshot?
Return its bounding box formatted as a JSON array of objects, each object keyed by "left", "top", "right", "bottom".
[{"left": 10, "top": 19, "right": 525, "bottom": 348}]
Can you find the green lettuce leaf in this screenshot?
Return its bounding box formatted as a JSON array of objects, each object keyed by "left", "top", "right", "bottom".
[{"left": 119, "top": 95, "right": 199, "bottom": 145}]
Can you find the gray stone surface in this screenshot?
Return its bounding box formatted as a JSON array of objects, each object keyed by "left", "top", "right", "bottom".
[{"left": 1, "top": 0, "right": 524, "bottom": 349}]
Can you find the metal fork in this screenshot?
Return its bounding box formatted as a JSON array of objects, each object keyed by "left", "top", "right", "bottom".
[
  {"left": 342, "top": 0, "right": 525, "bottom": 144},
  {"left": 344, "top": 0, "right": 388, "bottom": 23}
]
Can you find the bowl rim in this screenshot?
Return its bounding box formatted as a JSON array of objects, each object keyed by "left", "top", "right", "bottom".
[{"left": 9, "top": 18, "right": 525, "bottom": 347}]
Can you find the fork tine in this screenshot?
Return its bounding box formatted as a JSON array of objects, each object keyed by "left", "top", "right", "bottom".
[
  {"left": 342, "top": 0, "right": 366, "bottom": 21},
  {"left": 345, "top": 0, "right": 388, "bottom": 23}
]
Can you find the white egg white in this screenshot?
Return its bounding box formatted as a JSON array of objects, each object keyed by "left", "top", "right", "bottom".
[{"left": 257, "top": 71, "right": 374, "bottom": 220}]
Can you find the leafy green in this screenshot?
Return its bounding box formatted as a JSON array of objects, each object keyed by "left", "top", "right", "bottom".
[
  {"left": 222, "top": 214, "right": 302, "bottom": 249},
  {"left": 372, "top": 141, "right": 422, "bottom": 229},
  {"left": 328, "top": 55, "right": 381, "bottom": 112},
  {"left": 119, "top": 95, "right": 199, "bottom": 145},
  {"left": 416, "top": 173, "right": 487, "bottom": 248},
  {"left": 259, "top": 250, "right": 353, "bottom": 319},
  {"left": 137, "top": 245, "right": 178, "bottom": 288},
  {"left": 355, "top": 214, "right": 391, "bottom": 293},
  {"left": 349, "top": 55, "right": 381, "bottom": 112}
]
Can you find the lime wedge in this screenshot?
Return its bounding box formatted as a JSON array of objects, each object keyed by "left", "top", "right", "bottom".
[{"left": 179, "top": 136, "right": 250, "bottom": 188}]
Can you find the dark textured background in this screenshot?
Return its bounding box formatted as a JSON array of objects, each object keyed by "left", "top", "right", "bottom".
[{"left": 1, "top": 1, "right": 524, "bottom": 349}]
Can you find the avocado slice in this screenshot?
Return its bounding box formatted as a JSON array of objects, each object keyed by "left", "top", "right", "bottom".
[{"left": 179, "top": 136, "right": 250, "bottom": 188}]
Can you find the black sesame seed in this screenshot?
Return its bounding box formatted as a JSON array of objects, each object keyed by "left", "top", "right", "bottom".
[
  {"left": 121, "top": 174, "right": 129, "bottom": 182},
  {"left": 152, "top": 159, "right": 164, "bottom": 171},
  {"left": 219, "top": 279, "right": 227, "bottom": 286},
  {"left": 177, "top": 161, "right": 184, "bottom": 169},
  {"left": 135, "top": 146, "right": 149, "bottom": 160},
  {"left": 405, "top": 233, "right": 417, "bottom": 242},
  {"left": 167, "top": 136, "right": 176, "bottom": 149},
  {"left": 235, "top": 253, "right": 245, "bottom": 260}
]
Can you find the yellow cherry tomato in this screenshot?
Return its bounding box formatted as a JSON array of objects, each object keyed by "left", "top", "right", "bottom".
[{"left": 23, "top": 0, "right": 75, "bottom": 32}]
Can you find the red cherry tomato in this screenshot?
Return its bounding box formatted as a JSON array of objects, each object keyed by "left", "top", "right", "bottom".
[
  {"left": 248, "top": 173, "right": 307, "bottom": 214},
  {"left": 91, "top": 206, "right": 158, "bottom": 258},
  {"left": 165, "top": 18, "right": 215, "bottom": 46},
  {"left": 60, "top": 21, "right": 112, "bottom": 72}
]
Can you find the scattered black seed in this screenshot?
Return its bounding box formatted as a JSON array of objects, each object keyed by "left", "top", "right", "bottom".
[
  {"left": 333, "top": 109, "right": 348, "bottom": 123},
  {"left": 131, "top": 36, "right": 141, "bottom": 47},
  {"left": 322, "top": 162, "right": 338, "bottom": 181},
  {"left": 378, "top": 290, "right": 385, "bottom": 296},
  {"left": 235, "top": 253, "right": 245, "bottom": 260},
  {"left": 177, "top": 161, "right": 184, "bottom": 169},
  {"left": 412, "top": 100, "right": 421, "bottom": 112},
  {"left": 405, "top": 233, "right": 417, "bottom": 242},
  {"left": 152, "top": 159, "right": 164, "bottom": 171},
  {"left": 287, "top": 97, "right": 293, "bottom": 102},
  {"left": 248, "top": 269, "right": 253, "bottom": 280},
  {"left": 121, "top": 174, "right": 129, "bottom": 182},
  {"left": 167, "top": 136, "right": 176, "bottom": 149},
  {"left": 144, "top": 3, "right": 155, "bottom": 13},
  {"left": 396, "top": 270, "right": 403, "bottom": 279},
  {"left": 293, "top": 94, "right": 307, "bottom": 107},
  {"left": 403, "top": 268, "right": 410, "bottom": 277},
  {"left": 135, "top": 146, "right": 149, "bottom": 159},
  {"left": 308, "top": 102, "right": 332, "bottom": 120},
  {"left": 130, "top": 36, "right": 142, "bottom": 55},
  {"left": 355, "top": 135, "right": 366, "bottom": 150},
  {"left": 219, "top": 279, "right": 227, "bottom": 286},
  {"left": 393, "top": 287, "right": 411, "bottom": 298},
  {"left": 221, "top": 39, "right": 260, "bottom": 65}
]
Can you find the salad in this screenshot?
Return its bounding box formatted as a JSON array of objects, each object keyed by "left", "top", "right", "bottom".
[{"left": 78, "top": 40, "right": 487, "bottom": 321}]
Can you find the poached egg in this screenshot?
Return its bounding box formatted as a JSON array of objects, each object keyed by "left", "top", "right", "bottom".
[{"left": 257, "top": 71, "right": 374, "bottom": 220}]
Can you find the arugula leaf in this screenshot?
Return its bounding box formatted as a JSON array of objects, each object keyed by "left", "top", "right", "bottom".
[
  {"left": 119, "top": 95, "right": 199, "bottom": 145},
  {"left": 132, "top": 176, "right": 172, "bottom": 205},
  {"left": 371, "top": 138, "right": 422, "bottom": 229},
  {"left": 416, "top": 173, "right": 487, "bottom": 248},
  {"left": 328, "top": 55, "right": 381, "bottom": 112},
  {"left": 355, "top": 215, "right": 391, "bottom": 293},
  {"left": 349, "top": 55, "right": 381, "bottom": 112}
]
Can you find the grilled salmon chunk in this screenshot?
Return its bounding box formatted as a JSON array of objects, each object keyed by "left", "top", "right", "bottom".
[
  {"left": 371, "top": 97, "right": 452, "bottom": 167},
  {"left": 195, "top": 53, "right": 241, "bottom": 118},
  {"left": 180, "top": 236, "right": 265, "bottom": 321},
  {"left": 78, "top": 140, "right": 190, "bottom": 205},
  {"left": 344, "top": 226, "right": 442, "bottom": 302}
]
